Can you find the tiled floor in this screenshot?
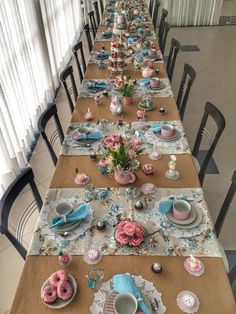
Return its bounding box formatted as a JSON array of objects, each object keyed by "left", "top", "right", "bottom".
[{"left": 1, "top": 26, "right": 236, "bottom": 312}]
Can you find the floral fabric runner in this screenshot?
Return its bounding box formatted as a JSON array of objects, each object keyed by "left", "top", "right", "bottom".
[
  {"left": 60, "top": 121, "right": 191, "bottom": 156},
  {"left": 28, "top": 187, "right": 221, "bottom": 257}
]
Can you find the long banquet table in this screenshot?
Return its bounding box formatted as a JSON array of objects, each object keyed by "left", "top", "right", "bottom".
[{"left": 10, "top": 1, "right": 235, "bottom": 313}]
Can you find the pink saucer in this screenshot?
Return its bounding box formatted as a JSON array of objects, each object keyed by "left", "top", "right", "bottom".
[
  {"left": 148, "top": 151, "right": 161, "bottom": 160},
  {"left": 184, "top": 257, "right": 204, "bottom": 276},
  {"left": 74, "top": 174, "right": 89, "bottom": 185},
  {"left": 141, "top": 183, "right": 157, "bottom": 194}
]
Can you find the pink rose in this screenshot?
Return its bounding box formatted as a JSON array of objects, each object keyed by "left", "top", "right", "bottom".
[
  {"left": 130, "top": 139, "right": 142, "bottom": 148},
  {"left": 129, "top": 236, "right": 142, "bottom": 246},
  {"left": 135, "top": 225, "right": 145, "bottom": 238},
  {"left": 104, "top": 137, "right": 113, "bottom": 147},
  {"left": 116, "top": 231, "right": 129, "bottom": 245},
  {"left": 111, "top": 134, "right": 120, "bottom": 143},
  {"left": 117, "top": 221, "right": 127, "bottom": 232},
  {"left": 123, "top": 222, "right": 136, "bottom": 236},
  {"left": 115, "top": 82, "right": 124, "bottom": 89}
]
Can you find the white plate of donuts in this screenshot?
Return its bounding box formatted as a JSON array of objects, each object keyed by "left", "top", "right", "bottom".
[{"left": 41, "top": 270, "right": 77, "bottom": 309}]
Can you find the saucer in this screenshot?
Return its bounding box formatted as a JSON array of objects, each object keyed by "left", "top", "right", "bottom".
[
  {"left": 138, "top": 102, "right": 155, "bottom": 111},
  {"left": 167, "top": 205, "right": 203, "bottom": 229},
  {"left": 148, "top": 151, "right": 161, "bottom": 160},
  {"left": 41, "top": 275, "right": 77, "bottom": 309},
  {"left": 141, "top": 183, "right": 157, "bottom": 194},
  {"left": 146, "top": 81, "right": 165, "bottom": 91},
  {"left": 176, "top": 291, "right": 200, "bottom": 313},
  {"left": 166, "top": 206, "right": 197, "bottom": 225},
  {"left": 154, "top": 129, "right": 180, "bottom": 141}
]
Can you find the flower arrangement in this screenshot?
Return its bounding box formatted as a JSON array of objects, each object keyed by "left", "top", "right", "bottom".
[
  {"left": 103, "top": 134, "right": 143, "bottom": 174},
  {"left": 115, "top": 221, "right": 145, "bottom": 246},
  {"left": 114, "top": 75, "right": 136, "bottom": 97}
]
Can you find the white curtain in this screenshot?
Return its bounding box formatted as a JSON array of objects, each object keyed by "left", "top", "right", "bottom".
[
  {"left": 0, "top": 0, "right": 55, "bottom": 196},
  {"left": 159, "top": 0, "right": 223, "bottom": 26},
  {"left": 40, "top": 0, "right": 83, "bottom": 82}
]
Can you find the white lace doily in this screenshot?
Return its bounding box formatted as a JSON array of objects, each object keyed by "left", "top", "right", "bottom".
[
  {"left": 90, "top": 273, "right": 166, "bottom": 313},
  {"left": 152, "top": 197, "right": 209, "bottom": 238}
]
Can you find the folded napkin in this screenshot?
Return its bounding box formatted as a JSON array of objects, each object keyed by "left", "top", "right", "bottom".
[
  {"left": 113, "top": 274, "right": 152, "bottom": 314},
  {"left": 87, "top": 81, "right": 107, "bottom": 90},
  {"left": 139, "top": 78, "right": 151, "bottom": 86},
  {"left": 159, "top": 196, "right": 189, "bottom": 214},
  {"left": 49, "top": 203, "right": 89, "bottom": 229},
  {"left": 74, "top": 130, "right": 103, "bottom": 140},
  {"left": 96, "top": 51, "right": 110, "bottom": 59},
  {"left": 149, "top": 122, "right": 162, "bottom": 133},
  {"left": 102, "top": 32, "right": 112, "bottom": 38}
]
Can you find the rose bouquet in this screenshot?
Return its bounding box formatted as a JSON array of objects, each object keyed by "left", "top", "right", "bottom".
[
  {"left": 115, "top": 221, "right": 145, "bottom": 246},
  {"left": 103, "top": 134, "right": 143, "bottom": 174}
]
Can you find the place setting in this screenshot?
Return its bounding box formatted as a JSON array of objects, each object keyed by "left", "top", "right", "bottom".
[
  {"left": 138, "top": 77, "right": 173, "bottom": 98},
  {"left": 144, "top": 121, "right": 191, "bottom": 154},
  {"left": 80, "top": 79, "right": 112, "bottom": 98}
]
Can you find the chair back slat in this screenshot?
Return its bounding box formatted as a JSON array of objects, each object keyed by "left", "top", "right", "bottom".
[
  {"left": 166, "top": 38, "right": 181, "bottom": 82},
  {"left": 152, "top": 0, "right": 160, "bottom": 29},
  {"left": 88, "top": 11, "right": 97, "bottom": 39},
  {"left": 60, "top": 65, "right": 78, "bottom": 113},
  {"left": 159, "top": 21, "right": 170, "bottom": 55},
  {"left": 84, "top": 23, "right": 93, "bottom": 53},
  {"left": 93, "top": 1, "right": 100, "bottom": 26},
  {"left": 158, "top": 8, "right": 168, "bottom": 38},
  {"left": 72, "top": 41, "right": 86, "bottom": 83}
]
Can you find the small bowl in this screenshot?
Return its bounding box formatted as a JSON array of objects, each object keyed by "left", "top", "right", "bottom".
[
  {"left": 161, "top": 124, "right": 174, "bottom": 137},
  {"left": 114, "top": 292, "right": 138, "bottom": 314},
  {"left": 55, "top": 202, "right": 73, "bottom": 217},
  {"left": 172, "top": 200, "right": 191, "bottom": 220}
]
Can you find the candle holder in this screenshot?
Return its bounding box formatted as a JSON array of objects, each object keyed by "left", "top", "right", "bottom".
[
  {"left": 184, "top": 255, "right": 204, "bottom": 276},
  {"left": 159, "top": 106, "right": 166, "bottom": 115},
  {"left": 95, "top": 95, "right": 102, "bottom": 105},
  {"left": 151, "top": 262, "right": 162, "bottom": 274},
  {"left": 57, "top": 250, "right": 72, "bottom": 267},
  {"left": 165, "top": 155, "right": 180, "bottom": 180},
  {"left": 86, "top": 269, "right": 104, "bottom": 290}
]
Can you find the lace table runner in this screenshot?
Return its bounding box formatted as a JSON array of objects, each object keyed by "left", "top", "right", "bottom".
[{"left": 28, "top": 187, "right": 221, "bottom": 257}]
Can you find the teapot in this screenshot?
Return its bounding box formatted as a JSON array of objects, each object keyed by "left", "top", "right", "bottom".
[
  {"left": 114, "top": 169, "right": 136, "bottom": 184},
  {"left": 141, "top": 66, "right": 154, "bottom": 78},
  {"left": 110, "top": 96, "right": 123, "bottom": 115}
]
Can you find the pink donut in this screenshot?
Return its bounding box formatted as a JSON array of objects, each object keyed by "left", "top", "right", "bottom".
[
  {"left": 42, "top": 286, "right": 57, "bottom": 304},
  {"left": 49, "top": 270, "right": 68, "bottom": 287},
  {"left": 57, "top": 281, "right": 73, "bottom": 301}
]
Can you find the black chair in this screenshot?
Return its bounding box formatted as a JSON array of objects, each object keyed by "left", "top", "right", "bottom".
[
  {"left": 166, "top": 38, "right": 181, "bottom": 83},
  {"left": 72, "top": 41, "right": 86, "bottom": 84},
  {"left": 99, "top": 0, "right": 104, "bottom": 15},
  {"left": 38, "top": 103, "right": 64, "bottom": 166},
  {"left": 60, "top": 65, "right": 78, "bottom": 113},
  {"left": 88, "top": 11, "right": 97, "bottom": 39},
  {"left": 159, "top": 21, "right": 170, "bottom": 55},
  {"left": 149, "top": 0, "right": 154, "bottom": 17},
  {"left": 152, "top": 0, "right": 161, "bottom": 29},
  {"left": 229, "top": 263, "right": 236, "bottom": 286},
  {"left": 192, "top": 102, "right": 226, "bottom": 186},
  {"left": 93, "top": 1, "right": 100, "bottom": 27},
  {"left": 176, "top": 63, "right": 196, "bottom": 120},
  {"left": 214, "top": 171, "right": 236, "bottom": 237},
  {"left": 84, "top": 23, "right": 93, "bottom": 53},
  {"left": 0, "top": 167, "right": 43, "bottom": 259},
  {"left": 158, "top": 8, "right": 168, "bottom": 39}
]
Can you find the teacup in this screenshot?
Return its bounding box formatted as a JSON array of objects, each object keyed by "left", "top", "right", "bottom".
[
  {"left": 161, "top": 124, "right": 174, "bottom": 137},
  {"left": 148, "top": 49, "right": 156, "bottom": 57},
  {"left": 150, "top": 78, "right": 160, "bottom": 88},
  {"left": 172, "top": 200, "right": 191, "bottom": 220},
  {"left": 114, "top": 292, "right": 138, "bottom": 314},
  {"left": 77, "top": 127, "right": 89, "bottom": 134},
  {"left": 55, "top": 202, "right": 72, "bottom": 217}
]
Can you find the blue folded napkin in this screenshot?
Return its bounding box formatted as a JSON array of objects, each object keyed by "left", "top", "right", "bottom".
[
  {"left": 77, "top": 130, "right": 103, "bottom": 140},
  {"left": 139, "top": 78, "right": 151, "bottom": 86},
  {"left": 96, "top": 51, "right": 110, "bottom": 59},
  {"left": 159, "top": 200, "right": 173, "bottom": 214},
  {"left": 149, "top": 122, "right": 162, "bottom": 133},
  {"left": 113, "top": 274, "right": 152, "bottom": 314},
  {"left": 102, "top": 32, "right": 112, "bottom": 38},
  {"left": 50, "top": 203, "right": 89, "bottom": 228}
]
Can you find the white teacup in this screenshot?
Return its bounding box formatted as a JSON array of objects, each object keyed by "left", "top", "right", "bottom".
[
  {"left": 114, "top": 292, "right": 138, "bottom": 314},
  {"left": 55, "top": 202, "right": 73, "bottom": 217},
  {"left": 161, "top": 124, "right": 174, "bottom": 137}
]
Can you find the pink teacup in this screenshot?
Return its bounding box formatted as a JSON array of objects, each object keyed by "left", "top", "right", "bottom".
[
  {"left": 148, "top": 49, "right": 156, "bottom": 57},
  {"left": 172, "top": 200, "right": 191, "bottom": 220},
  {"left": 161, "top": 124, "right": 174, "bottom": 137},
  {"left": 150, "top": 78, "right": 160, "bottom": 88}
]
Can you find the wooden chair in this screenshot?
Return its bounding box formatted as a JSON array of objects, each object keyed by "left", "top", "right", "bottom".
[
  {"left": 152, "top": 0, "right": 161, "bottom": 29},
  {"left": 93, "top": 1, "right": 100, "bottom": 26},
  {"left": 159, "top": 21, "right": 170, "bottom": 55},
  {"left": 38, "top": 103, "right": 64, "bottom": 166},
  {"left": 166, "top": 38, "right": 181, "bottom": 83},
  {"left": 149, "top": 0, "right": 154, "bottom": 18},
  {"left": 99, "top": 0, "right": 104, "bottom": 15},
  {"left": 0, "top": 167, "right": 43, "bottom": 259},
  {"left": 60, "top": 65, "right": 78, "bottom": 113},
  {"left": 176, "top": 63, "right": 196, "bottom": 120},
  {"left": 192, "top": 102, "right": 226, "bottom": 186},
  {"left": 72, "top": 41, "right": 86, "bottom": 83},
  {"left": 214, "top": 170, "right": 236, "bottom": 237},
  {"left": 84, "top": 23, "right": 93, "bottom": 53},
  {"left": 88, "top": 11, "right": 97, "bottom": 39},
  {"left": 158, "top": 8, "right": 168, "bottom": 39}
]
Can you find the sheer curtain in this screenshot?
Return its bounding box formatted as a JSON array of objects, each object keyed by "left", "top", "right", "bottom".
[
  {"left": 0, "top": 0, "right": 54, "bottom": 196},
  {"left": 159, "top": 0, "right": 223, "bottom": 26},
  {"left": 40, "top": 0, "right": 83, "bottom": 84}
]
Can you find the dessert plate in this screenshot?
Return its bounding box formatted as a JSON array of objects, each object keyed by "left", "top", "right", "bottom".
[
  {"left": 165, "top": 206, "right": 197, "bottom": 225},
  {"left": 103, "top": 291, "right": 152, "bottom": 314},
  {"left": 41, "top": 275, "right": 77, "bottom": 309},
  {"left": 167, "top": 205, "right": 203, "bottom": 229},
  {"left": 146, "top": 81, "right": 165, "bottom": 90},
  {"left": 154, "top": 129, "right": 180, "bottom": 142}
]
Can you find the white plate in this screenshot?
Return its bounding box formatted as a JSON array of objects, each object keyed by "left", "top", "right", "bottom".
[
  {"left": 103, "top": 291, "right": 153, "bottom": 314},
  {"left": 146, "top": 81, "right": 165, "bottom": 91},
  {"left": 168, "top": 204, "right": 203, "bottom": 229},
  {"left": 41, "top": 274, "right": 77, "bottom": 309}
]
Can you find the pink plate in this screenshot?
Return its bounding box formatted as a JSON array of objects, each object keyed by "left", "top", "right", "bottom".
[{"left": 141, "top": 183, "right": 157, "bottom": 194}]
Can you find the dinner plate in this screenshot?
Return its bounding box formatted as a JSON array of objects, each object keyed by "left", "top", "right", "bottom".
[
  {"left": 103, "top": 291, "right": 152, "bottom": 314},
  {"left": 167, "top": 205, "right": 203, "bottom": 229},
  {"left": 71, "top": 129, "right": 98, "bottom": 144},
  {"left": 165, "top": 205, "right": 197, "bottom": 225},
  {"left": 146, "top": 81, "right": 165, "bottom": 91},
  {"left": 41, "top": 275, "right": 77, "bottom": 309},
  {"left": 154, "top": 129, "right": 180, "bottom": 142}
]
